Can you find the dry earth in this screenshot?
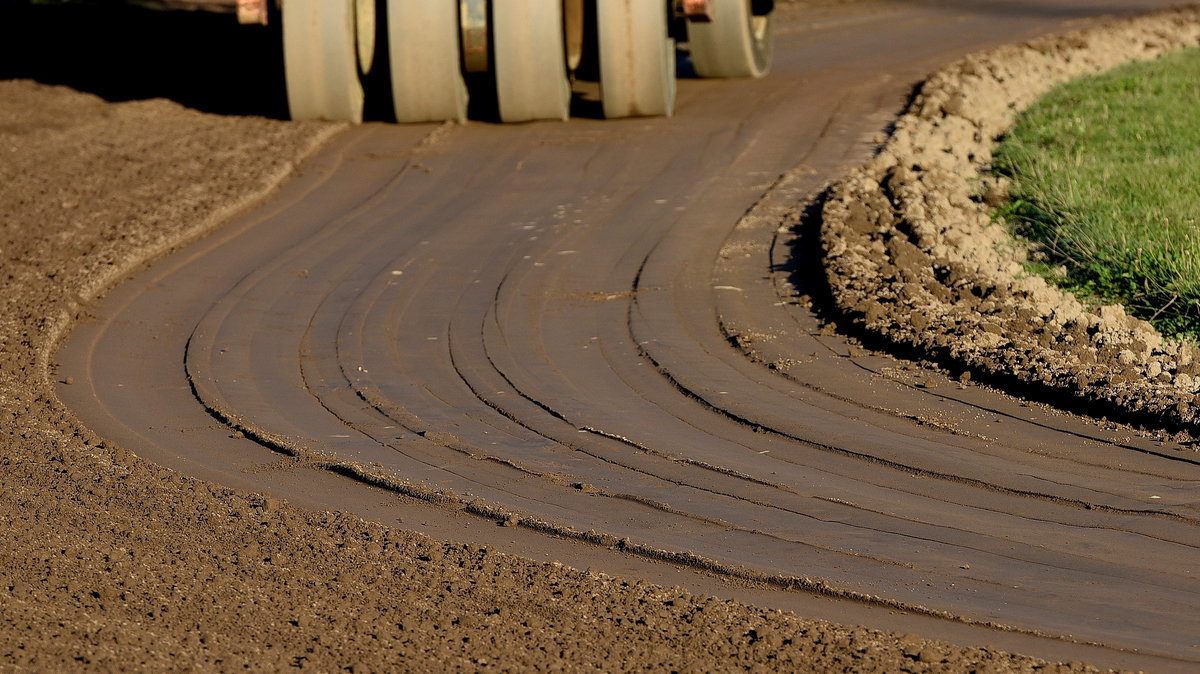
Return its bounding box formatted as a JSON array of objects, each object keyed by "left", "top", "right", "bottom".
[
  {"left": 821, "top": 4, "right": 1200, "bottom": 435},
  {"left": 0, "top": 2, "right": 1189, "bottom": 672},
  {"left": 0, "top": 89, "right": 1093, "bottom": 674}
]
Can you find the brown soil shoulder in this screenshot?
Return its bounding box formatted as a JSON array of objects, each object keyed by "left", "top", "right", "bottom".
[{"left": 820, "top": 6, "right": 1200, "bottom": 433}]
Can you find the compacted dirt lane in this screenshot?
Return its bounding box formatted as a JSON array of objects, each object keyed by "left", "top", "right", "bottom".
[{"left": 4, "top": 0, "right": 1194, "bottom": 671}]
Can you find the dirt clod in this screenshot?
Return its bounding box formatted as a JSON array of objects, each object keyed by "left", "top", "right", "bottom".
[{"left": 821, "top": 6, "right": 1200, "bottom": 431}]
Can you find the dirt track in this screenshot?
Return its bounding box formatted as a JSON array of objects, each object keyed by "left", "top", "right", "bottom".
[{"left": 3, "top": 1, "right": 1199, "bottom": 672}]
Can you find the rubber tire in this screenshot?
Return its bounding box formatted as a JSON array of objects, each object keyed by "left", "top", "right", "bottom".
[
  {"left": 283, "top": 0, "right": 365, "bottom": 122},
  {"left": 387, "top": 0, "right": 468, "bottom": 123},
  {"left": 356, "top": 0, "right": 377, "bottom": 76},
  {"left": 688, "top": 0, "right": 772, "bottom": 79},
  {"left": 597, "top": 0, "right": 675, "bottom": 118},
  {"left": 492, "top": 0, "right": 571, "bottom": 123}
]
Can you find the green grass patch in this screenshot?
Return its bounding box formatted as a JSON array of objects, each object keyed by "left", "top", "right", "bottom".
[{"left": 993, "top": 47, "right": 1200, "bottom": 339}]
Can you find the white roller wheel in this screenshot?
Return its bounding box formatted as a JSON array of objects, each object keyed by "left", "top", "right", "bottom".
[
  {"left": 283, "top": 0, "right": 365, "bottom": 122},
  {"left": 597, "top": 0, "right": 675, "bottom": 119},
  {"left": 492, "top": 0, "right": 571, "bottom": 123},
  {"left": 356, "top": 0, "right": 377, "bottom": 75},
  {"left": 387, "top": 0, "right": 468, "bottom": 123},
  {"left": 688, "top": 0, "right": 773, "bottom": 79}
]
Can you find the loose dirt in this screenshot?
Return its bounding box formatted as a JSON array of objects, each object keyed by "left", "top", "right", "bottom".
[
  {"left": 821, "top": 5, "right": 1200, "bottom": 433},
  {"left": 0, "top": 3, "right": 1190, "bottom": 673}
]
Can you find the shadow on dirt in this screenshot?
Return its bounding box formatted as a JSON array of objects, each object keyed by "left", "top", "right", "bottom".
[
  {"left": 775, "top": 188, "right": 1200, "bottom": 443},
  {"left": 0, "top": 4, "right": 291, "bottom": 119}
]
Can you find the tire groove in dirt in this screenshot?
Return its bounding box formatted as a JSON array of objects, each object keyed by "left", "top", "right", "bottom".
[
  {"left": 31, "top": 1, "right": 1200, "bottom": 672},
  {"left": 169, "top": 66, "right": 1200, "bottom": 657},
  {"left": 184, "top": 351, "right": 1026, "bottom": 635},
  {"left": 639, "top": 294, "right": 1200, "bottom": 526}
]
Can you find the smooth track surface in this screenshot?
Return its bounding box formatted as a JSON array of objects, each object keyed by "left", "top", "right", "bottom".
[{"left": 59, "top": 2, "right": 1200, "bottom": 671}]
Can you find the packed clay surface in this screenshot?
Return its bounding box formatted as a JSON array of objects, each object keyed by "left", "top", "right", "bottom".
[
  {"left": 0, "top": 72, "right": 1096, "bottom": 674},
  {"left": 2, "top": 2, "right": 1194, "bottom": 672},
  {"left": 821, "top": 5, "right": 1200, "bottom": 430}
]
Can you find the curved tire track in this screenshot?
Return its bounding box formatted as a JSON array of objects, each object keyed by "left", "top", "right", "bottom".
[{"left": 58, "top": 2, "right": 1200, "bottom": 671}]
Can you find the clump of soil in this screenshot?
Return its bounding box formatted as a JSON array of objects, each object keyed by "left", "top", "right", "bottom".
[{"left": 821, "top": 6, "right": 1200, "bottom": 428}]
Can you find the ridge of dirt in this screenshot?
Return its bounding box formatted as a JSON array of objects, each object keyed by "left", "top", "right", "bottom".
[
  {"left": 0, "top": 79, "right": 1110, "bottom": 671},
  {"left": 821, "top": 5, "right": 1200, "bottom": 432}
]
